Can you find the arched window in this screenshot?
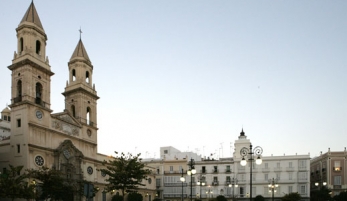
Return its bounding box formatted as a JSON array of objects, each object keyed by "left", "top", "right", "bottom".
[
  {"left": 85, "top": 71, "right": 89, "bottom": 83},
  {"left": 86, "top": 107, "right": 91, "bottom": 125},
  {"left": 16, "top": 80, "right": 22, "bottom": 103},
  {"left": 35, "top": 82, "right": 43, "bottom": 105},
  {"left": 36, "top": 40, "right": 41, "bottom": 54},
  {"left": 72, "top": 69, "right": 76, "bottom": 81},
  {"left": 71, "top": 105, "right": 76, "bottom": 118},
  {"left": 20, "top": 38, "right": 24, "bottom": 53}
]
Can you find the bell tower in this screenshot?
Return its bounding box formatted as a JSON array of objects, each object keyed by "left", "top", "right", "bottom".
[
  {"left": 62, "top": 37, "right": 99, "bottom": 141},
  {"left": 7, "top": 2, "right": 54, "bottom": 167},
  {"left": 9, "top": 1, "right": 53, "bottom": 109}
]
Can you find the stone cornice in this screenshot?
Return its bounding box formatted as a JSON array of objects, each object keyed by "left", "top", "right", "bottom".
[{"left": 8, "top": 58, "right": 54, "bottom": 76}]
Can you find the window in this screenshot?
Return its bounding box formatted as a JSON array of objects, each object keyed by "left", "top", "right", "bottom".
[
  {"left": 300, "top": 185, "right": 306, "bottom": 194},
  {"left": 164, "top": 150, "right": 168, "bottom": 154},
  {"left": 289, "top": 172, "right": 293, "bottom": 180},
  {"left": 289, "top": 162, "right": 293, "bottom": 168},
  {"left": 35, "top": 82, "right": 43, "bottom": 104},
  {"left": 86, "top": 107, "right": 91, "bottom": 125},
  {"left": 17, "top": 119, "right": 21, "bottom": 127},
  {"left": 288, "top": 186, "right": 293, "bottom": 193},
  {"left": 72, "top": 69, "right": 76, "bottom": 81},
  {"left": 240, "top": 187, "right": 244, "bottom": 197},
  {"left": 277, "top": 162, "right": 280, "bottom": 168},
  {"left": 214, "top": 166, "right": 218, "bottom": 172},
  {"left": 202, "top": 166, "right": 206, "bottom": 173},
  {"left": 334, "top": 161, "right": 341, "bottom": 171},
  {"left": 86, "top": 71, "right": 90, "bottom": 83},
  {"left": 17, "top": 144, "right": 20, "bottom": 153},
  {"left": 20, "top": 38, "right": 23, "bottom": 53},
  {"left": 334, "top": 176, "right": 341, "bottom": 185},
  {"left": 36, "top": 40, "right": 41, "bottom": 54},
  {"left": 71, "top": 105, "right": 76, "bottom": 117},
  {"left": 276, "top": 173, "right": 280, "bottom": 180},
  {"left": 169, "top": 166, "right": 173, "bottom": 172},
  {"left": 264, "top": 174, "right": 268, "bottom": 180},
  {"left": 298, "top": 172, "right": 307, "bottom": 180},
  {"left": 213, "top": 176, "right": 218, "bottom": 181},
  {"left": 299, "top": 160, "right": 306, "bottom": 168},
  {"left": 226, "top": 176, "right": 231, "bottom": 182},
  {"left": 8, "top": 116, "right": 11, "bottom": 122},
  {"left": 4, "top": 116, "right": 7, "bottom": 121},
  {"left": 226, "top": 165, "right": 231, "bottom": 172},
  {"left": 265, "top": 163, "right": 268, "bottom": 169}
]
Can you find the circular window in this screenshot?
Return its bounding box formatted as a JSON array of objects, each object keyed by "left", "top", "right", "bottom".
[
  {"left": 148, "top": 178, "right": 152, "bottom": 184},
  {"left": 101, "top": 171, "right": 106, "bottom": 177},
  {"left": 87, "top": 166, "right": 93, "bottom": 175},
  {"left": 35, "top": 155, "right": 44, "bottom": 166}
]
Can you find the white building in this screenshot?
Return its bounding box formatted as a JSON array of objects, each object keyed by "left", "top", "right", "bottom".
[{"left": 147, "top": 129, "right": 310, "bottom": 200}]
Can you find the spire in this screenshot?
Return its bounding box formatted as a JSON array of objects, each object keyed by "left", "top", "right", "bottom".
[
  {"left": 69, "top": 39, "right": 91, "bottom": 65},
  {"left": 19, "top": 1, "right": 44, "bottom": 30},
  {"left": 240, "top": 128, "right": 245, "bottom": 136}
]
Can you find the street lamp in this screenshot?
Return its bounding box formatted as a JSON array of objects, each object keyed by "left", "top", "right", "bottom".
[
  {"left": 180, "top": 169, "right": 185, "bottom": 201},
  {"left": 197, "top": 175, "right": 205, "bottom": 199},
  {"left": 228, "top": 178, "right": 238, "bottom": 200},
  {"left": 206, "top": 186, "right": 213, "bottom": 200},
  {"left": 268, "top": 178, "right": 279, "bottom": 201},
  {"left": 240, "top": 144, "right": 263, "bottom": 201},
  {"left": 187, "top": 158, "right": 196, "bottom": 201}
]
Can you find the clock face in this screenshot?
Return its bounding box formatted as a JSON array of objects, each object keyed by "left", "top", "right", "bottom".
[
  {"left": 35, "top": 156, "right": 44, "bottom": 166},
  {"left": 36, "top": 110, "right": 43, "bottom": 119},
  {"left": 87, "top": 166, "right": 93, "bottom": 175}
]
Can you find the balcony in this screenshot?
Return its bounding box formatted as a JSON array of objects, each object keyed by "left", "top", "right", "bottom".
[
  {"left": 262, "top": 168, "right": 270, "bottom": 172},
  {"left": 13, "top": 96, "right": 22, "bottom": 103},
  {"left": 212, "top": 181, "right": 219, "bottom": 186},
  {"left": 164, "top": 182, "right": 187, "bottom": 187},
  {"left": 298, "top": 166, "right": 307, "bottom": 171},
  {"left": 225, "top": 169, "right": 231, "bottom": 173},
  {"left": 212, "top": 169, "right": 219, "bottom": 173}
]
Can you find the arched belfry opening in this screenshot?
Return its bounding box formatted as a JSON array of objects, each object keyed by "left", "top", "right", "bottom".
[
  {"left": 86, "top": 107, "right": 91, "bottom": 126},
  {"left": 71, "top": 105, "right": 76, "bottom": 118},
  {"left": 35, "top": 82, "right": 43, "bottom": 105},
  {"left": 72, "top": 69, "right": 76, "bottom": 81},
  {"left": 85, "top": 71, "right": 89, "bottom": 83},
  {"left": 19, "top": 38, "right": 24, "bottom": 53},
  {"left": 36, "top": 40, "right": 41, "bottom": 55},
  {"left": 16, "top": 80, "right": 22, "bottom": 103}
]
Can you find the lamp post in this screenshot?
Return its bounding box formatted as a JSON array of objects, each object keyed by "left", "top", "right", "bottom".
[
  {"left": 180, "top": 169, "right": 186, "bottom": 201},
  {"left": 268, "top": 178, "right": 279, "bottom": 201},
  {"left": 315, "top": 181, "right": 327, "bottom": 189},
  {"left": 187, "top": 158, "right": 196, "bottom": 201},
  {"left": 197, "top": 175, "right": 205, "bottom": 199},
  {"left": 206, "top": 186, "right": 213, "bottom": 200},
  {"left": 240, "top": 144, "right": 263, "bottom": 201},
  {"left": 228, "top": 178, "right": 238, "bottom": 201}
]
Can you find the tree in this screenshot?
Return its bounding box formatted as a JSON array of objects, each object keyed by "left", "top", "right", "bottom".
[
  {"left": 282, "top": 192, "right": 301, "bottom": 201},
  {"left": 333, "top": 191, "right": 347, "bottom": 201},
  {"left": 216, "top": 195, "right": 227, "bottom": 201},
  {"left": 25, "top": 166, "right": 75, "bottom": 201},
  {"left": 128, "top": 192, "right": 143, "bottom": 201},
  {"left": 0, "top": 165, "right": 34, "bottom": 201},
  {"left": 255, "top": 195, "right": 265, "bottom": 201},
  {"left": 310, "top": 186, "right": 332, "bottom": 201},
  {"left": 100, "top": 152, "right": 152, "bottom": 201}
]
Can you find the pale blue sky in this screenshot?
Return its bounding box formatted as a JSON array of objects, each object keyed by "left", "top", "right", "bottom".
[{"left": 0, "top": 1, "right": 346, "bottom": 159}]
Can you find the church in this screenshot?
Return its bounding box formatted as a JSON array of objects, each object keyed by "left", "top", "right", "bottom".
[{"left": 0, "top": 2, "right": 156, "bottom": 201}]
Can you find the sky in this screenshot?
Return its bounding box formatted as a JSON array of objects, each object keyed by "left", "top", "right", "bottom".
[{"left": 0, "top": 1, "right": 346, "bottom": 160}]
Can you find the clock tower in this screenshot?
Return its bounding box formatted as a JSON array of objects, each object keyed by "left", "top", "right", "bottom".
[{"left": 8, "top": 1, "right": 54, "bottom": 167}]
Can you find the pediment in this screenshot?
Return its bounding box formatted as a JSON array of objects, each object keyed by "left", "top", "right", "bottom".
[
  {"left": 51, "top": 110, "right": 82, "bottom": 136},
  {"left": 51, "top": 110, "right": 81, "bottom": 127}
]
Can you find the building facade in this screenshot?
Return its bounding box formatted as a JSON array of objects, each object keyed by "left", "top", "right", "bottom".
[
  {"left": 147, "top": 130, "right": 311, "bottom": 201},
  {"left": 310, "top": 148, "right": 347, "bottom": 197},
  {"left": 0, "top": 2, "right": 156, "bottom": 201}
]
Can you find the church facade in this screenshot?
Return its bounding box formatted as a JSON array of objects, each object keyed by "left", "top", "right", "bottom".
[{"left": 0, "top": 2, "right": 156, "bottom": 201}]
